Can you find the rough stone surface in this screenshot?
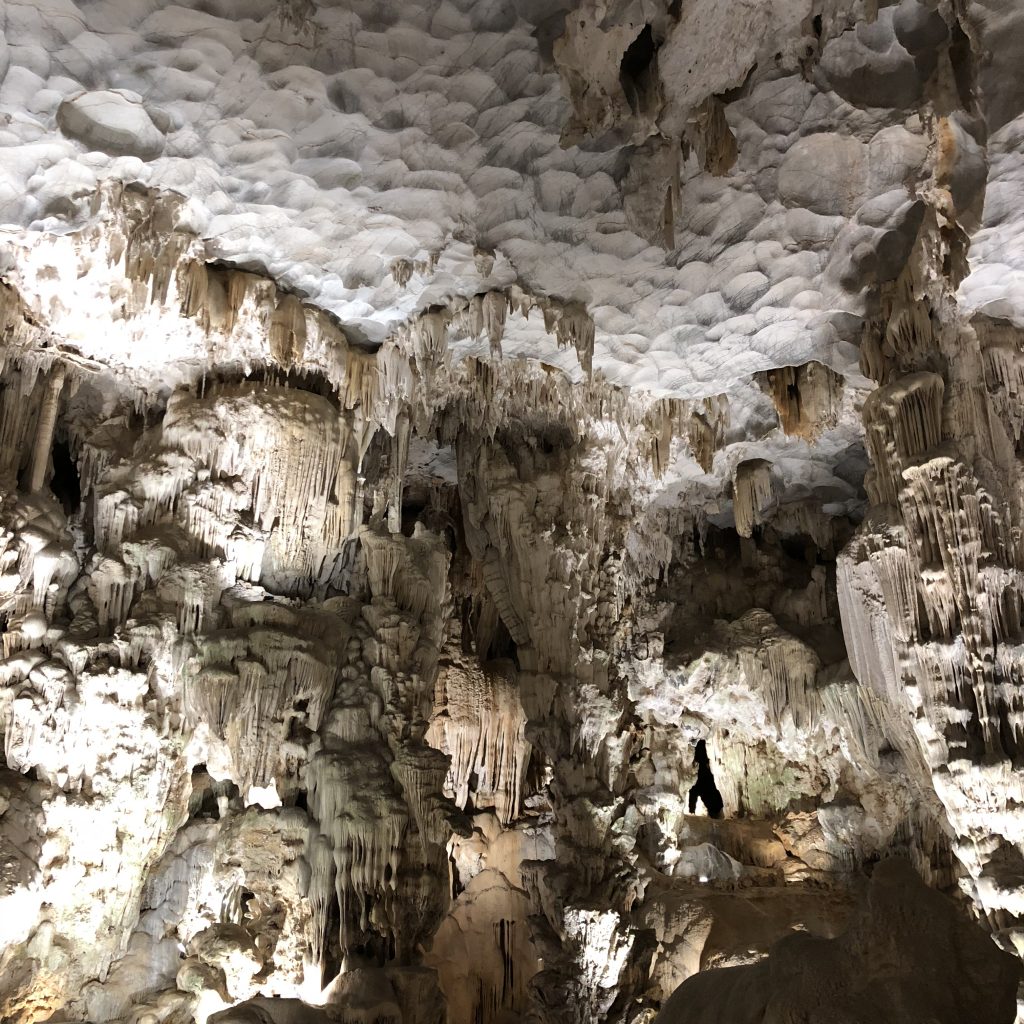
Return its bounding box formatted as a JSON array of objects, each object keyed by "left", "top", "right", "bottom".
[
  {"left": 56, "top": 91, "right": 166, "bottom": 161},
  {"left": 655, "top": 858, "right": 1021, "bottom": 1024}
]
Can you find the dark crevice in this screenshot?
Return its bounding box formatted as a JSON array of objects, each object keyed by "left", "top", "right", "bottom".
[
  {"left": 50, "top": 439, "right": 81, "bottom": 516},
  {"left": 188, "top": 765, "right": 241, "bottom": 821},
  {"left": 323, "top": 891, "right": 343, "bottom": 986},
  {"left": 621, "top": 24, "right": 656, "bottom": 82},
  {"left": 239, "top": 887, "right": 256, "bottom": 919},
  {"left": 620, "top": 24, "right": 657, "bottom": 115},
  {"left": 949, "top": 18, "right": 978, "bottom": 113},
  {"left": 688, "top": 739, "right": 724, "bottom": 818},
  {"left": 720, "top": 65, "right": 759, "bottom": 104},
  {"left": 401, "top": 495, "right": 426, "bottom": 537},
  {"left": 997, "top": 702, "right": 1020, "bottom": 767},
  {"left": 476, "top": 610, "right": 519, "bottom": 668}
]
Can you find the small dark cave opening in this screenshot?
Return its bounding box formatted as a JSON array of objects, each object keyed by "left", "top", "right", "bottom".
[
  {"left": 997, "top": 699, "right": 1024, "bottom": 768},
  {"left": 399, "top": 486, "right": 439, "bottom": 538},
  {"left": 776, "top": 530, "right": 843, "bottom": 567},
  {"left": 620, "top": 24, "right": 657, "bottom": 101},
  {"left": 400, "top": 499, "right": 423, "bottom": 538},
  {"left": 259, "top": 364, "right": 345, "bottom": 406},
  {"left": 688, "top": 739, "right": 724, "bottom": 819},
  {"left": 532, "top": 422, "right": 574, "bottom": 456},
  {"left": 618, "top": 23, "right": 659, "bottom": 113},
  {"left": 465, "top": 769, "right": 482, "bottom": 808},
  {"left": 188, "top": 764, "right": 241, "bottom": 820},
  {"left": 239, "top": 887, "right": 256, "bottom": 919},
  {"left": 50, "top": 439, "right": 81, "bottom": 516},
  {"left": 482, "top": 615, "right": 519, "bottom": 667},
  {"left": 458, "top": 587, "right": 521, "bottom": 668},
  {"left": 350, "top": 902, "right": 395, "bottom": 965},
  {"left": 524, "top": 748, "right": 547, "bottom": 807},
  {"left": 698, "top": 521, "right": 745, "bottom": 562}
]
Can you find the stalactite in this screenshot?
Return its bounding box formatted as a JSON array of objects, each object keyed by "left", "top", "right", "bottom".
[
  {"left": 183, "top": 624, "right": 337, "bottom": 793},
  {"left": 732, "top": 459, "right": 775, "bottom": 538},
  {"left": 431, "top": 655, "right": 530, "bottom": 826},
  {"left": 687, "top": 97, "right": 738, "bottom": 177},
  {"left": 763, "top": 361, "right": 843, "bottom": 440},
  {"left": 862, "top": 372, "right": 945, "bottom": 507}
]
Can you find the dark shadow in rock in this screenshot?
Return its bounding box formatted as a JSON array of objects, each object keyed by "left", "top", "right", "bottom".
[
  {"left": 620, "top": 24, "right": 658, "bottom": 115},
  {"left": 50, "top": 440, "right": 81, "bottom": 516},
  {"left": 688, "top": 740, "right": 724, "bottom": 819},
  {"left": 653, "top": 857, "right": 1021, "bottom": 1024}
]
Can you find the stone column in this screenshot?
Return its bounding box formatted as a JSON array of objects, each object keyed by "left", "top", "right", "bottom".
[{"left": 28, "top": 363, "right": 65, "bottom": 495}]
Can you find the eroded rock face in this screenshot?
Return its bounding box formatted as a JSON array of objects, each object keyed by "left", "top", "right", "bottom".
[{"left": 0, "top": 0, "right": 1023, "bottom": 1023}]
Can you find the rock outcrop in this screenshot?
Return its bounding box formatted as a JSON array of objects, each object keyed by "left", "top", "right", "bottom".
[{"left": 655, "top": 858, "right": 1021, "bottom": 1024}]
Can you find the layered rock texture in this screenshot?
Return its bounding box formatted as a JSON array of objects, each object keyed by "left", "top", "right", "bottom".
[{"left": 1, "top": 0, "right": 1024, "bottom": 1022}]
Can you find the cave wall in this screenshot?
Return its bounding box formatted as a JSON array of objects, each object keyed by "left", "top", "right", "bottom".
[{"left": 1, "top": 1, "right": 1024, "bottom": 1022}]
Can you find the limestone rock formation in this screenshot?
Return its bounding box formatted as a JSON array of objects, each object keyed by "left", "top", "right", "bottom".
[
  {"left": 654, "top": 858, "right": 1021, "bottom": 1024},
  {"left": 0, "top": 0, "right": 1023, "bottom": 1023}
]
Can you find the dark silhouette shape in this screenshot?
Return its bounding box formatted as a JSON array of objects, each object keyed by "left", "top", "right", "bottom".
[{"left": 688, "top": 740, "right": 724, "bottom": 819}]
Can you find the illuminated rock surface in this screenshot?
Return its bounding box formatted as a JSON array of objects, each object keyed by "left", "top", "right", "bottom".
[{"left": 0, "top": 0, "right": 1023, "bottom": 1022}]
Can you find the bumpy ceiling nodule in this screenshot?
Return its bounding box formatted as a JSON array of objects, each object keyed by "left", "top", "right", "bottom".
[{"left": 1, "top": 1, "right": 1024, "bottom": 1023}]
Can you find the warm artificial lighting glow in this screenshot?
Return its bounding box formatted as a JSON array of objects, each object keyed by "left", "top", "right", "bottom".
[{"left": 300, "top": 962, "right": 327, "bottom": 1006}]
